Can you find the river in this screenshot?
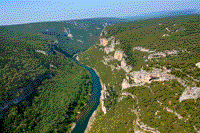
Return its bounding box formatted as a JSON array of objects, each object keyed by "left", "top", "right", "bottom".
[
  {"left": 1, "top": 45, "right": 103, "bottom": 132},
  {"left": 42, "top": 27, "right": 104, "bottom": 132},
  {"left": 1, "top": 29, "right": 103, "bottom": 132},
  {"left": 53, "top": 45, "right": 102, "bottom": 133}
]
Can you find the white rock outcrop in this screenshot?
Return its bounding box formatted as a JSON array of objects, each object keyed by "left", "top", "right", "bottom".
[
  {"left": 122, "top": 79, "right": 131, "bottom": 90},
  {"left": 128, "top": 68, "right": 172, "bottom": 86},
  {"left": 50, "top": 64, "right": 57, "bottom": 68},
  {"left": 103, "top": 55, "right": 114, "bottom": 62},
  {"left": 104, "top": 45, "right": 115, "bottom": 54},
  {"left": 179, "top": 87, "right": 200, "bottom": 102},
  {"left": 132, "top": 70, "right": 151, "bottom": 84},
  {"left": 165, "top": 50, "right": 178, "bottom": 55},
  {"left": 166, "top": 27, "right": 170, "bottom": 32},
  {"left": 133, "top": 46, "right": 155, "bottom": 53},
  {"left": 196, "top": 62, "right": 200, "bottom": 69},
  {"left": 110, "top": 64, "right": 115, "bottom": 71},
  {"left": 148, "top": 52, "right": 166, "bottom": 59},
  {"left": 101, "top": 60, "right": 108, "bottom": 65},
  {"left": 151, "top": 69, "right": 170, "bottom": 81},
  {"left": 100, "top": 38, "right": 108, "bottom": 46},
  {"left": 35, "top": 50, "right": 47, "bottom": 55},
  {"left": 115, "top": 39, "right": 120, "bottom": 45},
  {"left": 163, "top": 107, "right": 183, "bottom": 120},
  {"left": 126, "top": 75, "right": 130, "bottom": 80},
  {"left": 76, "top": 56, "right": 79, "bottom": 61},
  {"left": 123, "top": 65, "right": 133, "bottom": 73},
  {"left": 108, "top": 36, "right": 115, "bottom": 41},
  {"left": 116, "top": 65, "right": 121, "bottom": 70},
  {"left": 100, "top": 83, "right": 107, "bottom": 114},
  {"left": 162, "top": 34, "right": 170, "bottom": 37},
  {"left": 121, "top": 58, "right": 127, "bottom": 68},
  {"left": 114, "top": 50, "right": 124, "bottom": 61}
]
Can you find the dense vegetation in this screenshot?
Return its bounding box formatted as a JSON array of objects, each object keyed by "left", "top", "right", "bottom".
[
  {"left": 2, "top": 17, "right": 130, "bottom": 56},
  {"left": 90, "top": 97, "right": 137, "bottom": 133},
  {"left": 0, "top": 17, "right": 130, "bottom": 132},
  {"left": 79, "top": 14, "right": 200, "bottom": 132},
  {"left": 1, "top": 13, "right": 199, "bottom": 132},
  {"left": 102, "top": 14, "right": 200, "bottom": 66},
  {"left": 0, "top": 26, "right": 92, "bottom": 132}
]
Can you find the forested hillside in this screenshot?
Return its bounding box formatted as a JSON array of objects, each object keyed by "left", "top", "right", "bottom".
[
  {"left": 0, "top": 26, "right": 92, "bottom": 132},
  {"left": 78, "top": 14, "right": 200, "bottom": 132},
  {"left": 2, "top": 17, "right": 130, "bottom": 56}
]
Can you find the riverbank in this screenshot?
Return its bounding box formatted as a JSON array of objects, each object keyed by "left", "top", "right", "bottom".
[
  {"left": 84, "top": 109, "right": 97, "bottom": 133},
  {"left": 69, "top": 123, "right": 76, "bottom": 133},
  {"left": 51, "top": 52, "right": 94, "bottom": 133},
  {"left": 79, "top": 62, "right": 106, "bottom": 133},
  {"left": 92, "top": 68, "right": 107, "bottom": 115},
  {"left": 84, "top": 99, "right": 106, "bottom": 133}
]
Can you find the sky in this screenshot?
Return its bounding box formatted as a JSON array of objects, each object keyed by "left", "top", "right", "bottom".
[{"left": 0, "top": 0, "right": 199, "bottom": 25}]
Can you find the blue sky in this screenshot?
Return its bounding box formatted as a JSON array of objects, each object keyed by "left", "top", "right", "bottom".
[{"left": 0, "top": 0, "right": 199, "bottom": 25}]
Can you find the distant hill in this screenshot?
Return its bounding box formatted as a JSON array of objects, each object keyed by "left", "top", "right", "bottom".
[
  {"left": 1, "top": 17, "right": 131, "bottom": 56},
  {"left": 122, "top": 9, "right": 200, "bottom": 21}
]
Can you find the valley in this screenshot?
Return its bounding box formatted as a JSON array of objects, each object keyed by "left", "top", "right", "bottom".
[
  {"left": 0, "top": 9, "right": 200, "bottom": 133},
  {"left": 0, "top": 17, "right": 130, "bottom": 132}
]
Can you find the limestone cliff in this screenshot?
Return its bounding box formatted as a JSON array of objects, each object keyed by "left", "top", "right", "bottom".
[{"left": 78, "top": 19, "right": 200, "bottom": 132}]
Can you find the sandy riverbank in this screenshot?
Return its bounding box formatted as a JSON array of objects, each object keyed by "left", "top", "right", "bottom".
[
  {"left": 84, "top": 110, "right": 97, "bottom": 133},
  {"left": 69, "top": 123, "right": 76, "bottom": 133}
]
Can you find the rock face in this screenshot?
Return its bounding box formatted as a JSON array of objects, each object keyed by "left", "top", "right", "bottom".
[
  {"left": 100, "top": 83, "right": 107, "bottom": 114},
  {"left": 122, "top": 79, "right": 131, "bottom": 90},
  {"left": 35, "top": 50, "right": 47, "bottom": 55},
  {"left": 100, "top": 37, "right": 133, "bottom": 73},
  {"left": 196, "top": 62, "right": 200, "bottom": 69},
  {"left": 162, "top": 34, "right": 170, "bottom": 37},
  {"left": 100, "top": 38, "right": 108, "bottom": 46},
  {"left": 98, "top": 36, "right": 173, "bottom": 91},
  {"left": 114, "top": 50, "right": 124, "bottom": 61},
  {"left": 109, "top": 64, "right": 115, "bottom": 71},
  {"left": 132, "top": 70, "right": 151, "bottom": 84},
  {"left": 122, "top": 65, "right": 132, "bottom": 73},
  {"left": 98, "top": 36, "right": 177, "bottom": 92},
  {"left": 151, "top": 69, "right": 169, "bottom": 81},
  {"left": 121, "top": 58, "right": 126, "bottom": 68},
  {"left": 100, "top": 36, "right": 120, "bottom": 54},
  {"left": 103, "top": 55, "right": 114, "bottom": 62},
  {"left": 116, "top": 65, "right": 121, "bottom": 70},
  {"left": 166, "top": 27, "right": 171, "bottom": 32},
  {"left": 123, "top": 68, "right": 173, "bottom": 88},
  {"left": 179, "top": 87, "right": 200, "bottom": 102},
  {"left": 82, "top": 21, "right": 200, "bottom": 133},
  {"left": 35, "top": 49, "right": 56, "bottom": 56},
  {"left": 148, "top": 52, "right": 166, "bottom": 59},
  {"left": 50, "top": 64, "right": 57, "bottom": 68},
  {"left": 104, "top": 45, "right": 115, "bottom": 54},
  {"left": 165, "top": 49, "right": 178, "bottom": 55},
  {"left": 76, "top": 56, "right": 79, "bottom": 61},
  {"left": 133, "top": 46, "right": 155, "bottom": 53}
]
